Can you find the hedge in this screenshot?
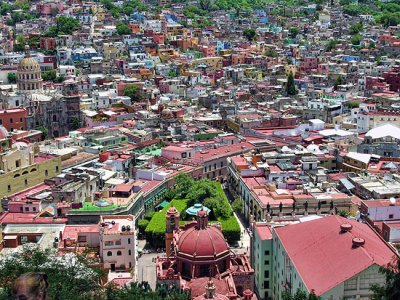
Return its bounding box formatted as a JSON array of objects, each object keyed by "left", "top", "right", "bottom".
[
  {"left": 145, "top": 199, "right": 189, "bottom": 247},
  {"left": 144, "top": 183, "right": 241, "bottom": 247},
  {"left": 214, "top": 184, "right": 241, "bottom": 244}
]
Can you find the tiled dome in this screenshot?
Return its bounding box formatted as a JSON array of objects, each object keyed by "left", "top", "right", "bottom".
[{"left": 177, "top": 225, "right": 229, "bottom": 259}]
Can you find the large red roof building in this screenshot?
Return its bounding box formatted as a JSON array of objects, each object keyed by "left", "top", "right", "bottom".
[{"left": 156, "top": 207, "right": 255, "bottom": 299}]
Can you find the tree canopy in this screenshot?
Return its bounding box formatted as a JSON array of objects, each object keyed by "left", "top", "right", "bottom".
[
  {"left": 123, "top": 85, "right": 144, "bottom": 103},
  {"left": 243, "top": 28, "right": 257, "bottom": 41},
  {"left": 116, "top": 23, "right": 132, "bottom": 35},
  {"left": 44, "top": 16, "right": 80, "bottom": 37},
  {"left": 286, "top": 71, "right": 297, "bottom": 96},
  {"left": 0, "top": 245, "right": 104, "bottom": 300}
]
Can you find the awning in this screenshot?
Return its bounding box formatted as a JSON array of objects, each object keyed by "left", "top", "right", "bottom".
[
  {"left": 156, "top": 200, "right": 170, "bottom": 209},
  {"left": 339, "top": 178, "right": 355, "bottom": 191}
]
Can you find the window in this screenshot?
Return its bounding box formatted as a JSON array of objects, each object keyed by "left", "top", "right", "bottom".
[
  {"left": 107, "top": 251, "right": 112, "bottom": 257},
  {"left": 128, "top": 250, "right": 131, "bottom": 255},
  {"left": 117, "top": 251, "right": 122, "bottom": 256},
  {"left": 25, "top": 207, "right": 29, "bottom": 212},
  {"left": 20, "top": 118, "right": 23, "bottom": 122},
  {"left": 128, "top": 238, "right": 131, "bottom": 244},
  {"left": 24, "top": 179, "right": 28, "bottom": 185},
  {"left": 115, "top": 240, "right": 121, "bottom": 246},
  {"left": 214, "top": 163, "right": 217, "bottom": 170},
  {"left": 264, "top": 260, "right": 270, "bottom": 265},
  {"left": 7, "top": 184, "right": 11, "bottom": 192},
  {"left": 33, "top": 207, "right": 36, "bottom": 212},
  {"left": 264, "top": 280, "right": 269, "bottom": 289},
  {"left": 9, "top": 118, "right": 13, "bottom": 123},
  {"left": 56, "top": 166, "right": 59, "bottom": 172},
  {"left": 265, "top": 250, "right": 270, "bottom": 255},
  {"left": 389, "top": 214, "right": 394, "bottom": 219},
  {"left": 264, "top": 270, "right": 269, "bottom": 277},
  {"left": 105, "top": 241, "right": 113, "bottom": 246},
  {"left": 45, "top": 170, "right": 48, "bottom": 176}
]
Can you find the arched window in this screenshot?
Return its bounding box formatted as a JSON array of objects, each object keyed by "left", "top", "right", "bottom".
[
  {"left": 107, "top": 251, "right": 112, "bottom": 256},
  {"left": 14, "top": 174, "right": 20, "bottom": 178},
  {"left": 22, "top": 171, "right": 28, "bottom": 175},
  {"left": 45, "top": 170, "right": 48, "bottom": 176},
  {"left": 31, "top": 168, "right": 37, "bottom": 172},
  {"left": 117, "top": 251, "right": 122, "bottom": 256}
]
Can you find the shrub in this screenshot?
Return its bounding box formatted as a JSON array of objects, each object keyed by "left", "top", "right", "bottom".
[
  {"left": 145, "top": 199, "right": 189, "bottom": 247},
  {"left": 138, "top": 219, "right": 149, "bottom": 235},
  {"left": 145, "top": 211, "right": 155, "bottom": 220}
]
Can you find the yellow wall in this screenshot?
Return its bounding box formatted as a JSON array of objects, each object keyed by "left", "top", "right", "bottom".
[{"left": 0, "top": 156, "right": 62, "bottom": 207}]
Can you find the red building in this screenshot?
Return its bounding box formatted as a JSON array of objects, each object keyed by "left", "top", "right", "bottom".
[
  {"left": 383, "top": 66, "right": 400, "bottom": 92},
  {"left": 40, "top": 37, "right": 57, "bottom": 50},
  {"left": 0, "top": 108, "right": 27, "bottom": 132},
  {"left": 156, "top": 207, "right": 255, "bottom": 299}
]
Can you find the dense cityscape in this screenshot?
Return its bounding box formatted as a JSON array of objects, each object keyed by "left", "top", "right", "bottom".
[{"left": 0, "top": 0, "right": 399, "bottom": 299}]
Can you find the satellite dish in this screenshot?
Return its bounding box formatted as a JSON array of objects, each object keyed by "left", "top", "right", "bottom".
[{"left": 390, "top": 197, "right": 396, "bottom": 205}]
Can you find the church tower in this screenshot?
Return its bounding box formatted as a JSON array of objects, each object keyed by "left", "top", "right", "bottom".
[{"left": 165, "top": 206, "right": 179, "bottom": 257}]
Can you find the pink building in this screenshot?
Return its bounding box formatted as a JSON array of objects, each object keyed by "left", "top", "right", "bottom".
[
  {"left": 162, "top": 146, "right": 195, "bottom": 161},
  {"left": 37, "top": 1, "right": 64, "bottom": 16},
  {"left": 300, "top": 57, "right": 318, "bottom": 72},
  {"left": 100, "top": 215, "right": 136, "bottom": 272}
]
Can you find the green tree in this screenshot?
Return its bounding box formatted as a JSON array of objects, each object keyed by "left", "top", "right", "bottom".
[
  {"left": 35, "top": 126, "right": 49, "bottom": 139},
  {"left": 70, "top": 116, "right": 81, "bottom": 130},
  {"left": 42, "top": 70, "right": 57, "bottom": 82},
  {"left": 44, "top": 16, "right": 79, "bottom": 36},
  {"left": 0, "top": 245, "right": 104, "bottom": 300},
  {"left": 7, "top": 73, "right": 16, "bottom": 84},
  {"left": 13, "top": 35, "right": 26, "bottom": 52},
  {"left": 289, "top": 27, "right": 300, "bottom": 38},
  {"left": 243, "top": 28, "right": 257, "bottom": 41},
  {"left": 138, "top": 219, "right": 149, "bottom": 234},
  {"left": 286, "top": 71, "right": 297, "bottom": 96},
  {"left": 371, "top": 257, "right": 400, "bottom": 300},
  {"left": 123, "top": 84, "right": 143, "bottom": 103},
  {"left": 232, "top": 198, "right": 243, "bottom": 213},
  {"left": 199, "top": 0, "right": 213, "bottom": 11},
  {"left": 174, "top": 173, "right": 194, "bottom": 198},
  {"left": 348, "top": 100, "right": 360, "bottom": 109},
  {"left": 116, "top": 23, "right": 132, "bottom": 35},
  {"left": 334, "top": 75, "right": 343, "bottom": 90},
  {"left": 326, "top": 39, "right": 338, "bottom": 52},
  {"left": 337, "top": 209, "right": 350, "bottom": 218},
  {"left": 351, "top": 34, "right": 362, "bottom": 45},
  {"left": 349, "top": 23, "right": 363, "bottom": 35}
]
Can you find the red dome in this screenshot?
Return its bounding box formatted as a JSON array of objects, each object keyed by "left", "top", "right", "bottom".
[{"left": 177, "top": 226, "right": 229, "bottom": 259}]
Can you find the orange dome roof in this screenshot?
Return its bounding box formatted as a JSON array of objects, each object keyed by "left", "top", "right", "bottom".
[{"left": 177, "top": 226, "right": 229, "bottom": 259}]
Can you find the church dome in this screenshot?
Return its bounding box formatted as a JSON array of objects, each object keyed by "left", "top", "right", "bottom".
[
  {"left": 17, "top": 45, "right": 43, "bottom": 93},
  {"left": 177, "top": 225, "right": 229, "bottom": 259}
]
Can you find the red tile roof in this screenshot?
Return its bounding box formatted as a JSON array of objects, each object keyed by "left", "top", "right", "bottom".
[
  {"left": 254, "top": 223, "right": 273, "bottom": 241},
  {"left": 274, "top": 216, "right": 397, "bottom": 296},
  {"left": 0, "top": 212, "right": 67, "bottom": 225}
]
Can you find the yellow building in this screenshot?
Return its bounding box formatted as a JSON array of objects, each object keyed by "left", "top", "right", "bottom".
[
  {"left": 285, "top": 64, "right": 297, "bottom": 76},
  {"left": 0, "top": 139, "right": 62, "bottom": 205},
  {"left": 191, "top": 57, "right": 223, "bottom": 69}
]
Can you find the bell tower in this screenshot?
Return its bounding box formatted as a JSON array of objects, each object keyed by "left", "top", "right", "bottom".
[{"left": 165, "top": 206, "right": 179, "bottom": 257}]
